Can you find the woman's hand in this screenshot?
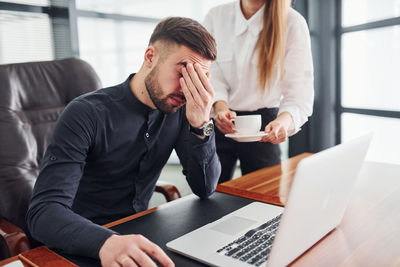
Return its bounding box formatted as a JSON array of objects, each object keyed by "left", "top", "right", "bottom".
[
  {"left": 213, "top": 101, "right": 236, "bottom": 134},
  {"left": 260, "top": 112, "right": 293, "bottom": 144}
]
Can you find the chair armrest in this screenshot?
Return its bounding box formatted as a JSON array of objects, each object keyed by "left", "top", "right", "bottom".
[
  {"left": 0, "top": 218, "right": 30, "bottom": 260},
  {"left": 155, "top": 181, "right": 181, "bottom": 202}
]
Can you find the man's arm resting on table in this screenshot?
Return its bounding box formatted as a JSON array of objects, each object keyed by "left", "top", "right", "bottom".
[{"left": 175, "top": 127, "right": 221, "bottom": 199}]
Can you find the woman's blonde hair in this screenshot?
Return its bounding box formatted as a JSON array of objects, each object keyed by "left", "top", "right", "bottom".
[{"left": 256, "top": 0, "right": 290, "bottom": 90}]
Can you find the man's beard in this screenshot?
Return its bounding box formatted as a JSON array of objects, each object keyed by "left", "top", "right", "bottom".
[{"left": 144, "top": 65, "right": 185, "bottom": 114}]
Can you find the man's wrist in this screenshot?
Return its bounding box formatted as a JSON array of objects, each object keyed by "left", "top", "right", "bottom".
[
  {"left": 189, "top": 120, "right": 207, "bottom": 129},
  {"left": 99, "top": 234, "right": 116, "bottom": 259}
]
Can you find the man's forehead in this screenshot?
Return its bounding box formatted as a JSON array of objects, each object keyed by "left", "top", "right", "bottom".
[{"left": 171, "top": 46, "right": 211, "bottom": 71}]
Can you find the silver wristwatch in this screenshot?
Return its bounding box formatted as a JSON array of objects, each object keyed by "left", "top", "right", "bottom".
[{"left": 189, "top": 120, "right": 214, "bottom": 137}]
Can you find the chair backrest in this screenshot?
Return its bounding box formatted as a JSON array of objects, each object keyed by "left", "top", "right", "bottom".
[{"left": 0, "top": 58, "right": 102, "bottom": 233}]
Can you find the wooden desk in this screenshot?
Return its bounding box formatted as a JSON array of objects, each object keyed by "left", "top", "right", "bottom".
[
  {"left": 217, "top": 153, "right": 312, "bottom": 206},
  {"left": 1, "top": 154, "right": 399, "bottom": 266}
]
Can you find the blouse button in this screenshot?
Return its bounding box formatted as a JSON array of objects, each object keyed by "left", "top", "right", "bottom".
[{"left": 145, "top": 133, "right": 150, "bottom": 138}]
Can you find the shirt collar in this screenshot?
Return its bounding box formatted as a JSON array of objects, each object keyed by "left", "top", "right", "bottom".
[{"left": 234, "top": 1, "right": 265, "bottom": 37}]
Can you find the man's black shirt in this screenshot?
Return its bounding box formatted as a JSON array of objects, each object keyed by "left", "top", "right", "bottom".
[{"left": 27, "top": 74, "right": 221, "bottom": 258}]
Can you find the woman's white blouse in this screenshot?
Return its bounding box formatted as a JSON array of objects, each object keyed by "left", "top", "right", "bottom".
[{"left": 203, "top": 1, "right": 314, "bottom": 135}]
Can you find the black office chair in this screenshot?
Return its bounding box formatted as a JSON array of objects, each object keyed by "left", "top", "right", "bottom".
[{"left": 0, "top": 58, "right": 181, "bottom": 260}]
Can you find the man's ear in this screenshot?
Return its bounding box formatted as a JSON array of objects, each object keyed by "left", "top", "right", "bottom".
[{"left": 144, "top": 45, "right": 158, "bottom": 68}]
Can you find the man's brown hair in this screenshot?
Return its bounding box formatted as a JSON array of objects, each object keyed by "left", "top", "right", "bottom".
[{"left": 149, "top": 17, "right": 217, "bottom": 61}]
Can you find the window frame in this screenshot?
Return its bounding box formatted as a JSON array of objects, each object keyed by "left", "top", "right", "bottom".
[{"left": 336, "top": 0, "right": 400, "bottom": 144}]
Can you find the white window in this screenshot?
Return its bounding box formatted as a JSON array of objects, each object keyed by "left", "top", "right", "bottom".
[
  {"left": 0, "top": 10, "right": 53, "bottom": 64},
  {"left": 341, "top": 0, "right": 400, "bottom": 164}
]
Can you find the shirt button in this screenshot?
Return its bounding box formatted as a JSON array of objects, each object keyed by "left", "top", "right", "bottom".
[{"left": 145, "top": 133, "right": 149, "bottom": 138}]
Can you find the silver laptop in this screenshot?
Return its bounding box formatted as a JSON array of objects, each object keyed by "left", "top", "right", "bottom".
[{"left": 167, "top": 133, "right": 372, "bottom": 267}]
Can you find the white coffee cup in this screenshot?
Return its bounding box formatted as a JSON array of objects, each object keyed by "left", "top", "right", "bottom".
[{"left": 234, "top": 115, "right": 261, "bottom": 135}]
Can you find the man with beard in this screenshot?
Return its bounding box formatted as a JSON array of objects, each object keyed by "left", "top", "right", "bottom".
[{"left": 26, "top": 17, "right": 220, "bottom": 267}]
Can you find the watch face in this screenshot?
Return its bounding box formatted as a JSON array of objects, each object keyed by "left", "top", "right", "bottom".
[
  {"left": 189, "top": 120, "right": 214, "bottom": 136},
  {"left": 203, "top": 120, "right": 214, "bottom": 136}
]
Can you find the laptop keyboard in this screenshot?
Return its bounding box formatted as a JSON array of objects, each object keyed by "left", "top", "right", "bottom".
[{"left": 216, "top": 213, "right": 282, "bottom": 266}]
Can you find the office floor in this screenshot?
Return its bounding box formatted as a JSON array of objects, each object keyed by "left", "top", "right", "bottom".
[{"left": 148, "top": 164, "right": 242, "bottom": 208}]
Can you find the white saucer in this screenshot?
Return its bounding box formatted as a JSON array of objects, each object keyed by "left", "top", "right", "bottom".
[{"left": 225, "top": 131, "right": 268, "bottom": 142}]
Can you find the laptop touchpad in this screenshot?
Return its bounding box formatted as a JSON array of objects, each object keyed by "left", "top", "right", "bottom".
[{"left": 210, "top": 216, "right": 257, "bottom": 235}]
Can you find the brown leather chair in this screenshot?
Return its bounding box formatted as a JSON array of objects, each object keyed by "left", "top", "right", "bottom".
[{"left": 0, "top": 58, "right": 181, "bottom": 260}]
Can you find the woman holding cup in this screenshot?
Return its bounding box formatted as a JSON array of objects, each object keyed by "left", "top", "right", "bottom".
[{"left": 203, "top": 0, "right": 314, "bottom": 182}]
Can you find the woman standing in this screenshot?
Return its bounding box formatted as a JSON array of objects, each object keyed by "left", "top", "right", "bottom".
[{"left": 203, "top": 0, "right": 314, "bottom": 182}]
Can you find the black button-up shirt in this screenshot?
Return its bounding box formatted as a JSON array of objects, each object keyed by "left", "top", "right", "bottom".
[{"left": 27, "top": 74, "right": 221, "bottom": 259}]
